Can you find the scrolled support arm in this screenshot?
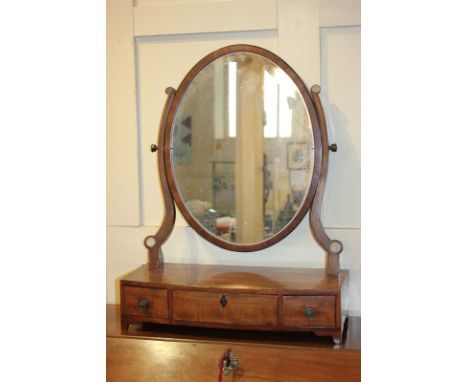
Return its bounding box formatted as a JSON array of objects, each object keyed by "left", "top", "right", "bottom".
[
  {"left": 309, "top": 85, "right": 343, "bottom": 275},
  {"left": 145, "top": 87, "right": 177, "bottom": 269}
]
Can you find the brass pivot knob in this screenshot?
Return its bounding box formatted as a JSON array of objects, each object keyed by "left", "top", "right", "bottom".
[
  {"left": 150, "top": 144, "right": 158, "bottom": 152},
  {"left": 304, "top": 306, "right": 316, "bottom": 318},
  {"left": 137, "top": 298, "right": 150, "bottom": 309}
]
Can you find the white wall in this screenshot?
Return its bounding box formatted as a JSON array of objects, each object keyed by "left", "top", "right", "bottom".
[{"left": 107, "top": 0, "right": 361, "bottom": 316}]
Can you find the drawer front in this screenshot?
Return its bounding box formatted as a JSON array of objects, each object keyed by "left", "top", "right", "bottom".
[
  {"left": 173, "top": 291, "right": 278, "bottom": 326},
  {"left": 123, "top": 286, "right": 168, "bottom": 318},
  {"left": 282, "top": 296, "right": 335, "bottom": 327},
  {"left": 108, "top": 337, "right": 360, "bottom": 382}
]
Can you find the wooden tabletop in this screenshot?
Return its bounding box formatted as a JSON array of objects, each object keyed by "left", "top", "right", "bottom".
[
  {"left": 107, "top": 304, "right": 360, "bottom": 351},
  {"left": 121, "top": 263, "right": 346, "bottom": 293}
]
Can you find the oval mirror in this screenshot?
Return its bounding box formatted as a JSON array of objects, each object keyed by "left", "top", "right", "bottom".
[{"left": 165, "top": 45, "right": 321, "bottom": 251}]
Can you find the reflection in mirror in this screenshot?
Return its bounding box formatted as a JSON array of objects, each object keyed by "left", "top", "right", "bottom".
[{"left": 172, "top": 52, "right": 314, "bottom": 245}]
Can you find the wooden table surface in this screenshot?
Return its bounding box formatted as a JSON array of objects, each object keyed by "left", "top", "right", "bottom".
[
  {"left": 107, "top": 304, "right": 360, "bottom": 381},
  {"left": 120, "top": 263, "right": 345, "bottom": 292}
]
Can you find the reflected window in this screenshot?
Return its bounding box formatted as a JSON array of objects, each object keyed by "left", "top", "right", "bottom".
[
  {"left": 263, "top": 70, "right": 278, "bottom": 137},
  {"left": 228, "top": 61, "right": 237, "bottom": 138},
  {"left": 263, "top": 68, "right": 295, "bottom": 138}
]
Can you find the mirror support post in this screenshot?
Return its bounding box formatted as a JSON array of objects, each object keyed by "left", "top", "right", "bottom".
[
  {"left": 309, "top": 85, "right": 343, "bottom": 275},
  {"left": 144, "top": 87, "right": 177, "bottom": 269}
]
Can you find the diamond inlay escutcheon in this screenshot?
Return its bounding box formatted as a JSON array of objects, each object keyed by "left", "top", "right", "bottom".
[{"left": 220, "top": 294, "right": 228, "bottom": 308}]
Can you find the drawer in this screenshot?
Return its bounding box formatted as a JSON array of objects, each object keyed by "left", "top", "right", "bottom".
[
  {"left": 108, "top": 337, "right": 360, "bottom": 382},
  {"left": 282, "top": 296, "right": 335, "bottom": 327},
  {"left": 173, "top": 291, "right": 278, "bottom": 326},
  {"left": 123, "top": 286, "right": 168, "bottom": 318}
]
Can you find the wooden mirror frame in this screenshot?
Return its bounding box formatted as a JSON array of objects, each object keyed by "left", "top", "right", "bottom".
[{"left": 144, "top": 44, "right": 343, "bottom": 274}]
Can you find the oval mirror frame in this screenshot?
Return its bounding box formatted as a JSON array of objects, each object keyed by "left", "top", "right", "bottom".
[{"left": 164, "top": 45, "right": 323, "bottom": 252}]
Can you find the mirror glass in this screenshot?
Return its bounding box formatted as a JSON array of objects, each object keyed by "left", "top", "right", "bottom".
[{"left": 172, "top": 52, "right": 314, "bottom": 245}]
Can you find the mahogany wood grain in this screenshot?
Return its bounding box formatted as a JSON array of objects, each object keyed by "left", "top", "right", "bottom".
[
  {"left": 173, "top": 290, "right": 278, "bottom": 326},
  {"left": 122, "top": 263, "right": 345, "bottom": 294},
  {"left": 107, "top": 336, "right": 360, "bottom": 382},
  {"left": 282, "top": 295, "right": 335, "bottom": 327},
  {"left": 123, "top": 287, "right": 168, "bottom": 319},
  {"left": 145, "top": 87, "right": 176, "bottom": 269},
  {"left": 109, "top": 304, "right": 360, "bottom": 381},
  {"left": 120, "top": 264, "right": 347, "bottom": 342},
  {"left": 108, "top": 304, "right": 361, "bottom": 350},
  {"left": 309, "top": 85, "right": 343, "bottom": 275}
]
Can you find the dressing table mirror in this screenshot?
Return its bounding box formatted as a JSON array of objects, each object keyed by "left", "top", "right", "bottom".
[{"left": 120, "top": 45, "right": 347, "bottom": 345}]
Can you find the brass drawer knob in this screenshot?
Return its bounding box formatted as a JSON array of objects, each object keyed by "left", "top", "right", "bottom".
[
  {"left": 137, "top": 297, "right": 150, "bottom": 309},
  {"left": 304, "top": 306, "right": 316, "bottom": 318}
]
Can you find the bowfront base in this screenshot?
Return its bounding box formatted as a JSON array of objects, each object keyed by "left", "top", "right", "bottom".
[{"left": 120, "top": 263, "right": 348, "bottom": 344}]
